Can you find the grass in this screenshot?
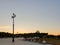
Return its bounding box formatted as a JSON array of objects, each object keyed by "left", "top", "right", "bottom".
[
  {"left": 39, "top": 38, "right": 60, "bottom": 45},
  {"left": 24, "top": 37, "right": 60, "bottom": 45}
]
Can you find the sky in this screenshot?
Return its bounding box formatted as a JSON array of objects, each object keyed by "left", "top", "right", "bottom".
[{"left": 0, "top": 0, "right": 60, "bottom": 35}]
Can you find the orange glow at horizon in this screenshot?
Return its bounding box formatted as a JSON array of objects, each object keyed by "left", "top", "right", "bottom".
[
  {"left": 14, "top": 29, "right": 60, "bottom": 35},
  {"left": 0, "top": 26, "right": 60, "bottom": 35}
]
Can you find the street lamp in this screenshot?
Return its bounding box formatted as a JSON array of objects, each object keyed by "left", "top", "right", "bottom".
[{"left": 12, "top": 13, "right": 16, "bottom": 42}]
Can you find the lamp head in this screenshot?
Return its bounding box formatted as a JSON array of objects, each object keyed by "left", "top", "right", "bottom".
[{"left": 12, "top": 13, "right": 16, "bottom": 18}]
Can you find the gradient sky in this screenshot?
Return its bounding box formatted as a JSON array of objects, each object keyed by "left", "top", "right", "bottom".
[{"left": 0, "top": 0, "right": 60, "bottom": 35}]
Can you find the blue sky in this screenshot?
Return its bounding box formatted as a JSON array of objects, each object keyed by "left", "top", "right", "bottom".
[{"left": 0, "top": 0, "right": 60, "bottom": 35}]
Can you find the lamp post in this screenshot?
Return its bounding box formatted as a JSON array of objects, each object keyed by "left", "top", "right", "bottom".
[{"left": 12, "top": 13, "right": 16, "bottom": 42}]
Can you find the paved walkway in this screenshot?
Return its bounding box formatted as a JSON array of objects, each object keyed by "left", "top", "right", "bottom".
[{"left": 0, "top": 38, "right": 53, "bottom": 45}]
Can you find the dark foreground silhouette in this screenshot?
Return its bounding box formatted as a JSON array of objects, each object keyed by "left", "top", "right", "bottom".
[{"left": 0, "top": 32, "right": 60, "bottom": 40}]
